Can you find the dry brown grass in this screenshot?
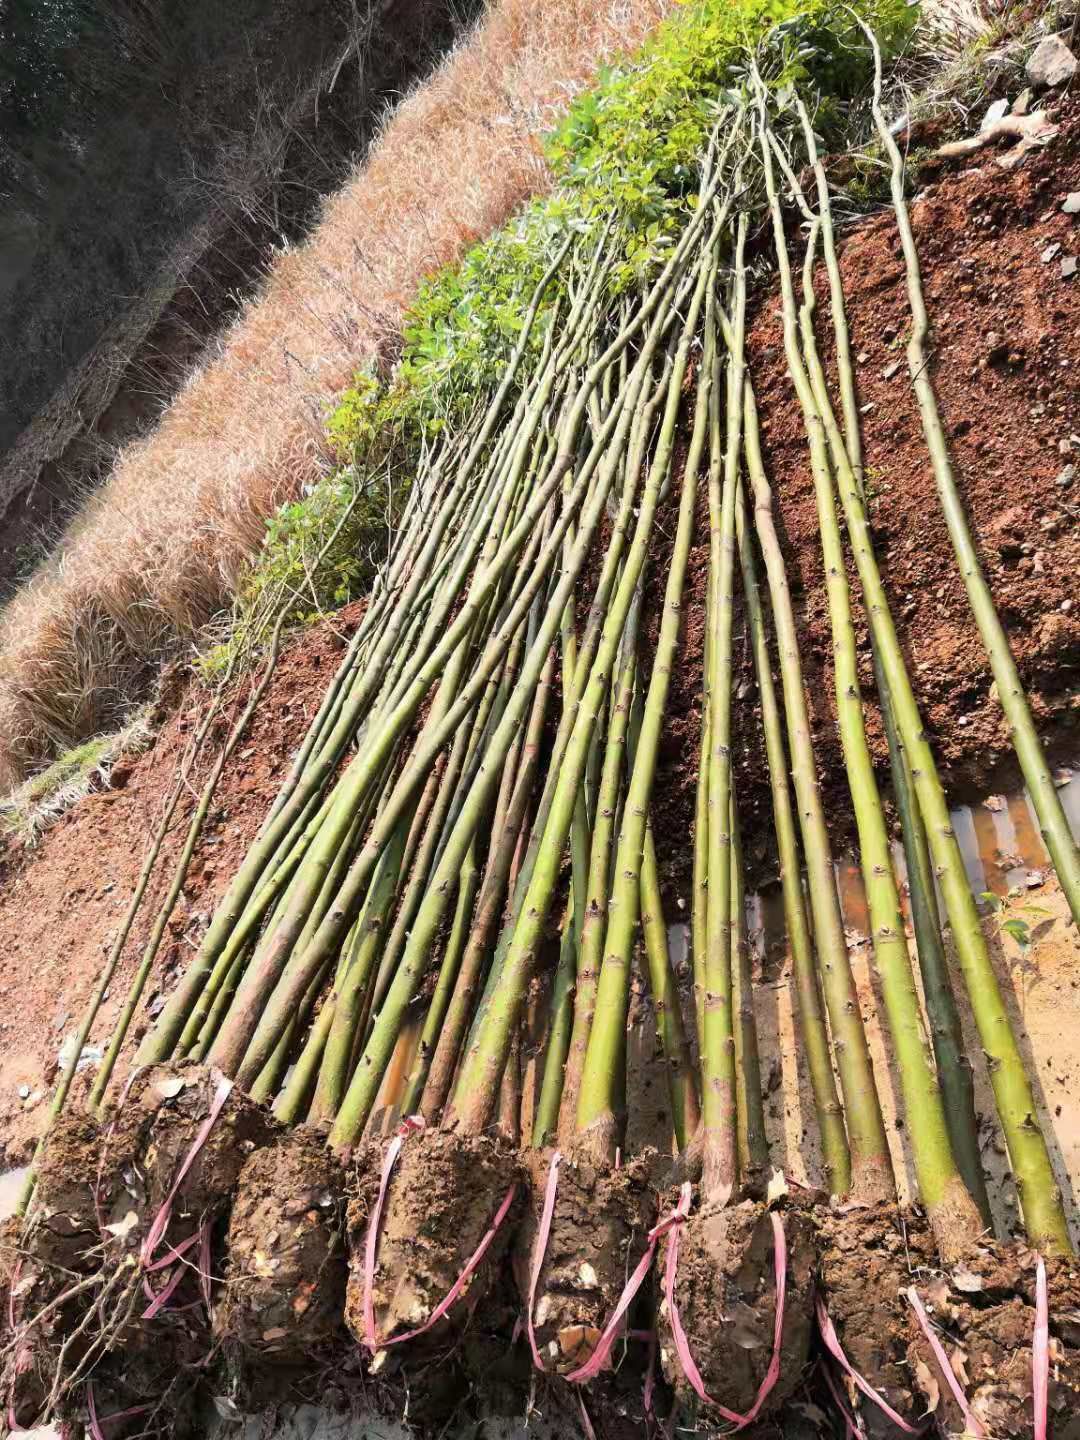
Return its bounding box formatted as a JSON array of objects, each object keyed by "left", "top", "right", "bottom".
[{"left": 0, "top": 0, "right": 671, "bottom": 788}]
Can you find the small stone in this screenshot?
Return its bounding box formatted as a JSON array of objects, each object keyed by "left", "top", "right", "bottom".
[
  {"left": 982, "top": 97, "right": 1010, "bottom": 128},
  {"left": 1061, "top": 256, "right": 1078, "bottom": 278},
  {"left": 1026, "top": 35, "right": 1078, "bottom": 89},
  {"left": 1012, "top": 88, "right": 1033, "bottom": 115},
  {"left": 17, "top": 1084, "right": 30, "bottom": 1099},
  {"left": 857, "top": 351, "right": 869, "bottom": 363},
  {"left": 883, "top": 360, "right": 902, "bottom": 379},
  {"left": 1064, "top": 192, "right": 1080, "bottom": 215},
  {"left": 1056, "top": 464, "right": 1075, "bottom": 487},
  {"left": 1041, "top": 242, "right": 1061, "bottom": 263},
  {"left": 1062, "top": 599, "right": 1074, "bottom": 612}
]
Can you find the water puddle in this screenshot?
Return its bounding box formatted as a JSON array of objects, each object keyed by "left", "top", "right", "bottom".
[
  {"left": 0, "top": 1165, "right": 29, "bottom": 1221},
  {"left": 735, "top": 767, "right": 1078, "bottom": 962}
]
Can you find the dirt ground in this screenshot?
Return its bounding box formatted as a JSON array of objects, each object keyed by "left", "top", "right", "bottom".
[{"left": 0, "top": 96, "right": 1077, "bottom": 1250}]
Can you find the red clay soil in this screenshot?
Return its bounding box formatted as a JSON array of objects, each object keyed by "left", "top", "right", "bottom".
[
  {"left": 0, "top": 100, "right": 1078, "bottom": 1163},
  {"left": 648, "top": 91, "right": 1080, "bottom": 902},
  {"left": 0, "top": 606, "right": 363, "bottom": 1163}
]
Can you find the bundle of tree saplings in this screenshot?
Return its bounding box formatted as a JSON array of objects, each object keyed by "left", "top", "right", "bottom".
[{"left": 4, "top": 6, "right": 1079, "bottom": 1438}]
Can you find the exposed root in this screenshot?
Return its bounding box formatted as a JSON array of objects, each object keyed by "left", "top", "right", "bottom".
[
  {"left": 657, "top": 1195, "right": 816, "bottom": 1428},
  {"left": 2, "top": 1066, "right": 276, "bottom": 1429}
]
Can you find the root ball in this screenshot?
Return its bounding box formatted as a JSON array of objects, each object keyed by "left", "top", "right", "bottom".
[
  {"left": 658, "top": 1196, "right": 816, "bottom": 1426},
  {"left": 513, "top": 1150, "right": 656, "bottom": 1377},
  {"left": 215, "top": 1126, "right": 346, "bottom": 1358}
]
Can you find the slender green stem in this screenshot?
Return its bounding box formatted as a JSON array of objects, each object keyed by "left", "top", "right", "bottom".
[{"left": 733, "top": 473, "right": 850, "bottom": 1194}]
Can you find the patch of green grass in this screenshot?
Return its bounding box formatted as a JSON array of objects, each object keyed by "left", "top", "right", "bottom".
[
  {"left": 1, "top": 710, "right": 153, "bottom": 842},
  {"left": 220, "top": 0, "right": 919, "bottom": 677}
]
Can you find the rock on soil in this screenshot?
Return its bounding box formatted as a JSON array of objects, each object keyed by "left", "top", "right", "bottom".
[{"left": 1026, "top": 34, "right": 1078, "bottom": 89}]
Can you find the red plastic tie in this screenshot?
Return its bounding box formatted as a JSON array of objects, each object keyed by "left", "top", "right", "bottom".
[
  {"left": 906, "top": 1286, "right": 986, "bottom": 1437},
  {"left": 821, "top": 1360, "right": 862, "bottom": 1439},
  {"left": 86, "top": 1383, "right": 150, "bottom": 1440},
  {"left": 563, "top": 1182, "right": 692, "bottom": 1385},
  {"left": 816, "top": 1292, "right": 924, "bottom": 1434},
  {"left": 361, "top": 1115, "right": 516, "bottom": 1352},
  {"left": 664, "top": 1188, "right": 788, "bottom": 1429},
  {"left": 1033, "top": 1256, "right": 1049, "bottom": 1440},
  {"left": 86, "top": 1381, "right": 105, "bottom": 1440},
  {"left": 525, "top": 1150, "right": 563, "bottom": 1369}
]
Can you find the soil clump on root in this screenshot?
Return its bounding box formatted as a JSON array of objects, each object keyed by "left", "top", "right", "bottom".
[
  {"left": 343, "top": 1127, "right": 523, "bottom": 1423},
  {"left": 815, "top": 1202, "right": 938, "bottom": 1438},
  {"left": 906, "top": 1241, "right": 1080, "bottom": 1436},
  {"left": 658, "top": 1196, "right": 816, "bottom": 1427},
  {"left": 215, "top": 1126, "right": 346, "bottom": 1361},
  {"left": 513, "top": 1149, "right": 656, "bottom": 1378}
]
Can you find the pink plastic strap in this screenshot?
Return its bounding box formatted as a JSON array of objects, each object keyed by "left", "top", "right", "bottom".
[
  {"left": 86, "top": 1381, "right": 104, "bottom": 1440},
  {"left": 140, "top": 1075, "right": 233, "bottom": 1267},
  {"left": 906, "top": 1286, "right": 986, "bottom": 1437},
  {"left": 142, "top": 1258, "right": 188, "bottom": 1319},
  {"left": 87, "top": 1385, "right": 151, "bottom": 1440},
  {"left": 143, "top": 1227, "right": 202, "bottom": 1276},
  {"left": 525, "top": 1150, "right": 563, "bottom": 1369},
  {"left": 816, "top": 1293, "right": 923, "bottom": 1434},
  {"left": 665, "top": 1194, "right": 788, "bottom": 1429},
  {"left": 1033, "top": 1257, "right": 1049, "bottom": 1440},
  {"left": 821, "top": 1361, "right": 862, "bottom": 1439},
  {"left": 564, "top": 1183, "right": 693, "bottom": 1385},
  {"left": 361, "top": 1115, "right": 426, "bottom": 1350},
  {"left": 362, "top": 1116, "right": 517, "bottom": 1352}
]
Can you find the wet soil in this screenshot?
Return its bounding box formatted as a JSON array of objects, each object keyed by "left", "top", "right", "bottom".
[{"left": 657, "top": 1196, "right": 817, "bottom": 1427}]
